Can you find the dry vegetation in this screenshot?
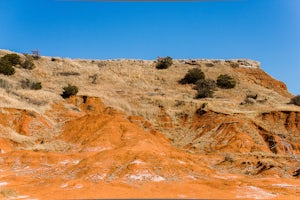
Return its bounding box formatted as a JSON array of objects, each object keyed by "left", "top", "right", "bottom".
[{"left": 0, "top": 50, "right": 298, "bottom": 142}]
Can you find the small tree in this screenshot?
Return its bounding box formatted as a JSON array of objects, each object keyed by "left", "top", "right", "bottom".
[
  {"left": 156, "top": 56, "right": 173, "bottom": 69},
  {"left": 61, "top": 84, "right": 78, "bottom": 99},
  {"left": 290, "top": 95, "right": 300, "bottom": 106},
  {"left": 217, "top": 74, "right": 236, "bottom": 89},
  {"left": 179, "top": 68, "right": 205, "bottom": 84}
]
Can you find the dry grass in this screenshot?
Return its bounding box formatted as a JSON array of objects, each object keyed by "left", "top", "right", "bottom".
[{"left": 0, "top": 188, "right": 17, "bottom": 198}]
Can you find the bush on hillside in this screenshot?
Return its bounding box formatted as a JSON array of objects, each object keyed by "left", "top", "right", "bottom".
[
  {"left": 1, "top": 54, "right": 21, "bottom": 66},
  {"left": 179, "top": 68, "right": 205, "bottom": 84},
  {"left": 194, "top": 79, "right": 216, "bottom": 91},
  {"left": 0, "top": 59, "right": 15, "bottom": 75},
  {"left": 216, "top": 74, "right": 236, "bottom": 89},
  {"left": 61, "top": 84, "right": 78, "bottom": 99},
  {"left": 21, "top": 59, "right": 35, "bottom": 70},
  {"left": 290, "top": 95, "right": 300, "bottom": 106},
  {"left": 156, "top": 56, "right": 173, "bottom": 69},
  {"left": 193, "top": 79, "right": 216, "bottom": 99},
  {"left": 20, "top": 79, "right": 42, "bottom": 90},
  {"left": 195, "top": 88, "right": 214, "bottom": 99}
]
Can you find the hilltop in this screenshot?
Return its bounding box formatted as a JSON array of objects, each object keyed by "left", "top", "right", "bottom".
[{"left": 0, "top": 49, "right": 299, "bottom": 199}]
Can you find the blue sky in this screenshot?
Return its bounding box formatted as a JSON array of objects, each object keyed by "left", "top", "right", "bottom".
[{"left": 0, "top": 0, "right": 299, "bottom": 94}]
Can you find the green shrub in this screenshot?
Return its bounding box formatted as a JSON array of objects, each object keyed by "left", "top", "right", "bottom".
[
  {"left": 290, "top": 95, "right": 300, "bottom": 106},
  {"left": 31, "top": 82, "right": 42, "bottom": 90},
  {"left": 0, "top": 59, "right": 15, "bottom": 75},
  {"left": 1, "top": 54, "right": 21, "bottom": 66},
  {"left": 195, "top": 88, "right": 214, "bottom": 99},
  {"left": 193, "top": 79, "right": 217, "bottom": 99},
  {"left": 179, "top": 68, "right": 205, "bottom": 84},
  {"left": 0, "top": 54, "right": 20, "bottom": 75},
  {"left": 194, "top": 79, "right": 216, "bottom": 91},
  {"left": 21, "top": 59, "right": 35, "bottom": 70},
  {"left": 61, "top": 84, "right": 78, "bottom": 99},
  {"left": 217, "top": 74, "right": 236, "bottom": 89},
  {"left": 21, "top": 79, "right": 42, "bottom": 90},
  {"left": 156, "top": 56, "right": 173, "bottom": 69}
]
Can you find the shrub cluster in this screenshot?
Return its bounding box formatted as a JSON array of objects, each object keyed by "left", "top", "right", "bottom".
[
  {"left": 179, "top": 68, "right": 205, "bottom": 84},
  {"left": 216, "top": 74, "right": 236, "bottom": 89},
  {"left": 0, "top": 54, "right": 21, "bottom": 75},
  {"left": 290, "top": 95, "right": 300, "bottom": 106},
  {"left": 156, "top": 56, "right": 173, "bottom": 69},
  {"left": 179, "top": 68, "right": 217, "bottom": 99},
  {"left": 21, "top": 79, "right": 42, "bottom": 90},
  {"left": 179, "top": 68, "right": 237, "bottom": 99},
  {"left": 61, "top": 84, "right": 78, "bottom": 99}
]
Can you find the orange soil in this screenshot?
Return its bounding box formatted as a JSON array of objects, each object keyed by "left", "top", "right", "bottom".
[{"left": 0, "top": 96, "right": 299, "bottom": 199}]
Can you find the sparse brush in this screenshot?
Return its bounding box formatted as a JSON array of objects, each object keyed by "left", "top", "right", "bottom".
[
  {"left": 61, "top": 84, "right": 78, "bottom": 99},
  {"left": 156, "top": 56, "right": 173, "bottom": 69},
  {"left": 0, "top": 78, "right": 12, "bottom": 90},
  {"left": 20, "top": 79, "right": 42, "bottom": 90},
  {"left": 89, "top": 74, "right": 98, "bottom": 84},
  {"left": 21, "top": 59, "right": 35, "bottom": 70},
  {"left": 58, "top": 71, "right": 80, "bottom": 76}
]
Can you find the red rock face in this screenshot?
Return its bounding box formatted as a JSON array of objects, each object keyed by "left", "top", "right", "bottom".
[
  {"left": 236, "top": 67, "right": 291, "bottom": 97},
  {"left": 0, "top": 108, "right": 50, "bottom": 137},
  {"left": 0, "top": 96, "right": 299, "bottom": 199},
  {"left": 189, "top": 110, "right": 300, "bottom": 155}
]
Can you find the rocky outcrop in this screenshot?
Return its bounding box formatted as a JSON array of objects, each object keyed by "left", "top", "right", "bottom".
[
  {"left": 185, "top": 108, "right": 300, "bottom": 155},
  {"left": 236, "top": 67, "right": 291, "bottom": 97}
]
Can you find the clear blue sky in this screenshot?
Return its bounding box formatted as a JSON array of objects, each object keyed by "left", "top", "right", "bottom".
[{"left": 0, "top": 0, "right": 299, "bottom": 94}]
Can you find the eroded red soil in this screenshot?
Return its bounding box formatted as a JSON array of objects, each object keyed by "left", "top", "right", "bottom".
[{"left": 0, "top": 96, "right": 299, "bottom": 199}]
